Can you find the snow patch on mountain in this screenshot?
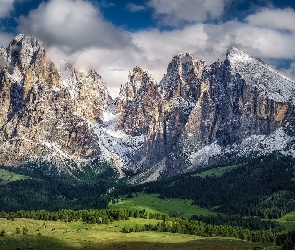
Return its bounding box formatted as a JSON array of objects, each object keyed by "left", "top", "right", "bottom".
[
  {"left": 187, "top": 128, "right": 294, "bottom": 170},
  {"left": 93, "top": 109, "right": 145, "bottom": 177},
  {"left": 128, "top": 158, "right": 166, "bottom": 184},
  {"left": 227, "top": 47, "right": 295, "bottom": 104},
  {"left": 188, "top": 143, "right": 222, "bottom": 168}
]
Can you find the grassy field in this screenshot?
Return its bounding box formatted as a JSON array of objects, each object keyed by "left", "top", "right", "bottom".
[
  {"left": 109, "top": 193, "right": 216, "bottom": 219},
  {"left": 0, "top": 168, "right": 30, "bottom": 185},
  {"left": 277, "top": 211, "right": 295, "bottom": 232},
  {"left": 193, "top": 165, "right": 239, "bottom": 178},
  {"left": 0, "top": 218, "right": 275, "bottom": 250}
]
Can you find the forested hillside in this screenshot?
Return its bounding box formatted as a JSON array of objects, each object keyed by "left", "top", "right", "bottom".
[
  {"left": 1, "top": 152, "right": 295, "bottom": 223},
  {"left": 0, "top": 160, "right": 118, "bottom": 211},
  {"left": 130, "top": 153, "right": 295, "bottom": 219}
]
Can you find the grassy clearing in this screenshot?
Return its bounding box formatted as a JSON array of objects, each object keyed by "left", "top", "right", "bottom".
[
  {"left": 0, "top": 218, "right": 272, "bottom": 250},
  {"left": 109, "top": 193, "right": 216, "bottom": 219},
  {"left": 193, "top": 165, "right": 239, "bottom": 178},
  {"left": 0, "top": 168, "right": 30, "bottom": 185},
  {"left": 277, "top": 211, "right": 295, "bottom": 232},
  {"left": 278, "top": 211, "right": 295, "bottom": 222}
]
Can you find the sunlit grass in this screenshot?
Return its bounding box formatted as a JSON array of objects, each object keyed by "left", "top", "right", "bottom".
[
  {"left": 277, "top": 211, "right": 295, "bottom": 232},
  {"left": 0, "top": 218, "right": 272, "bottom": 250},
  {"left": 0, "top": 168, "right": 30, "bottom": 185},
  {"left": 109, "top": 193, "right": 216, "bottom": 219},
  {"left": 193, "top": 165, "right": 239, "bottom": 178}
]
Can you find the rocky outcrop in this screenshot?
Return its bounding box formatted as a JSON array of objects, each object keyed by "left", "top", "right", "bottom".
[
  {"left": 1, "top": 34, "right": 295, "bottom": 181},
  {"left": 63, "top": 68, "right": 110, "bottom": 122},
  {"left": 177, "top": 49, "right": 295, "bottom": 170},
  {"left": 117, "top": 66, "right": 162, "bottom": 136},
  {"left": 116, "top": 49, "right": 295, "bottom": 177},
  {"left": 0, "top": 35, "right": 108, "bottom": 167}
]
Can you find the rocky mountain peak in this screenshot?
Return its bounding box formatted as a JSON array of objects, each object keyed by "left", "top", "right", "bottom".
[
  {"left": 120, "top": 66, "right": 158, "bottom": 99},
  {"left": 116, "top": 66, "right": 161, "bottom": 137},
  {"left": 118, "top": 66, "right": 146, "bottom": 102},
  {"left": 5, "top": 34, "right": 45, "bottom": 71},
  {"left": 226, "top": 46, "right": 243, "bottom": 57},
  {"left": 63, "top": 68, "right": 110, "bottom": 122},
  {"left": 160, "top": 53, "right": 205, "bottom": 101},
  {"left": 0, "top": 35, "right": 103, "bottom": 167},
  {"left": 225, "top": 47, "right": 295, "bottom": 104},
  {"left": 1, "top": 34, "right": 295, "bottom": 183}
]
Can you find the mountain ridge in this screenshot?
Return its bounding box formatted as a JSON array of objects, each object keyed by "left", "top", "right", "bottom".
[{"left": 1, "top": 34, "right": 295, "bottom": 183}]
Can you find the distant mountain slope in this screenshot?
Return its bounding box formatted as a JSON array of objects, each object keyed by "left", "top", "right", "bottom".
[
  {"left": 0, "top": 34, "right": 295, "bottom": 181},
  {"left": 140, "top": 153, "right": 295, "bottom": 219}
]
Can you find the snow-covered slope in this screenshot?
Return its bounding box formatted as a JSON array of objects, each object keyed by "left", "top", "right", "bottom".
[{"left": 227, "top": 47, "right": 295, "bottom": 104}]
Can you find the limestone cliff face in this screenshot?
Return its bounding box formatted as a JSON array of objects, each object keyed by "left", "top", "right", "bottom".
[
  {"left": 0, "top": 35, "right": 108, "bottom": 167},
  {"left": 63, "top": 69, "right": 110, "bottom": 122},
  {"left": 116, "top": 54, "right": 211, "bottom": 173},
  {"left": 1, "top": 34, "right": 295, "bottom": 180},
  {"left": 116, "top": 49, "right": 295, "bottom": 177},
  {"left": 117, "top": 66, "right": 162, "bottom": 136},
  {"left": 177, "top": 49, "right": 295, "bottom": 169},
  {"left": 0, "top": 34, "right": 50, "bottom": 127}
]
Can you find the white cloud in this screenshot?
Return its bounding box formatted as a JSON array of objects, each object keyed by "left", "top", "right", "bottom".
[
  {"left": 280, "top": 62, "right": 295, "bottom": 80},
  {"left": 147, "top": 0, "right": 230, "bottom": 26},
  {"left": 98, "top": 1, "right": 115, "bottom": 8},
  {"left": 132, "top": 15, "right": 295, "bottom": 86},
  {"left": 16, "top": 2, "right": 295, "bottom": 98},
  {"left": 46, "top": 41, "right": 143, "bottom": 98},
  {"left": 246, "top": 8, "right": 295, "bottom": 32},
  {"left": 18, "top": 0, "right": 135, "bottom": 51},
  {"left": 132, "top": 25, "right": 210, "bottom": 80},
  {"left": 0, "top": 0, "right": 15, "bottom": 18},
  {"left": 126, "top": 3, "right": 145, "bottom": 12},
  {"left": 0, "top": 31, "right": 14, "bottom": 46},
  {"left": 17, "top": 0, "right": 145, "bottom": 97},
  {"left": 233, "top": 24, "right": 295, "bottom": 59}
]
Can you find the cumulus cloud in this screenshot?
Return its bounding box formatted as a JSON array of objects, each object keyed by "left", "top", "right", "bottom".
[
  {"left": 16, "top": 0, "right": 145, "bottom": 97},
  {"left": 18, "top": 0, "right": 136, "bottom": 51},
  {"left": 46, "top": 45, "right": 143, "bottom": 97},
  {"left": 132, "top": 12, "right": 295, "bottom": 85},
  {"left": 132, "top": 25, "right": 210, "bottom": 80},
  {"left": 246, "top": 8, "right": 295, "bottom": 32},
  {"left": 17, "top": 2, "right": 295, "bottom": 98},
  {"left": 126, "top": 3, "right": 146, "bottom": 12},
  {"left": 0, "top": 31, "right": 14, "bottom": 46},
  {"left": 147, "top": 0, "right": 231, "bottom": 26},
  {"left": 0, "top": 0, "right": 16, "bottom": 18},
  {"left": 280, "top": 62, "right": 295, "bottom": 81},
  {"left": 45, "top": 43, "right": 146, "bottom": 98}
]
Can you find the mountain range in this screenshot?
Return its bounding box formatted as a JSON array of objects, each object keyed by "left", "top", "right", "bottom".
[{"left": 1, "top": 34, "right": 295, "bottom": 183}]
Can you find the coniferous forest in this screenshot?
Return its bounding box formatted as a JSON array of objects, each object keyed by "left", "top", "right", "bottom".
[
  {"left": 140, "top": 153, "right": 295, "bottom": 219},
  {"left": 0, "top": 152, "right": 295, "bottom": 248}
]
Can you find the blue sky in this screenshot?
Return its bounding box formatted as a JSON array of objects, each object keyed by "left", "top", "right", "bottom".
[{"left": 1, "top": 0, "right": 295, "bottom": 96}]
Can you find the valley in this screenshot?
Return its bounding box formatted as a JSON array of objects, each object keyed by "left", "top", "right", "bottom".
[
  {"left": 1, "top": 33, "right": 295, "bottom": 249},
  {"left": 0, "top": 152, "right": 294, "bottom": 249}
]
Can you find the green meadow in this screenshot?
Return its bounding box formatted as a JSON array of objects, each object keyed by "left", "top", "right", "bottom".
[
  {"left": 0, "top": 168, "right": 30, "bottom": 185},
  {"left": 193, "top": 165, "right": 239, "bottom": 178},
  {"left": 277, "top": 211, "right": 295, "bottom": 232},
  {"left": 109, "top": 193, "right": 216, "bottom": 219},
  {"left": 0, "top": 218, "right": 274, "bottom": 250}
]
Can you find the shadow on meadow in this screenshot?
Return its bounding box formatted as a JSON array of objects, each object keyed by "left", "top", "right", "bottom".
[
  {"left": 0, "top": 234, "right": 270, "bottom": 250},
  {"left": 71, "top": 239, "right": 267, "bottom": 250},
  {"left": 0, "top": 235, "right": 76, "bottom": 250}
]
